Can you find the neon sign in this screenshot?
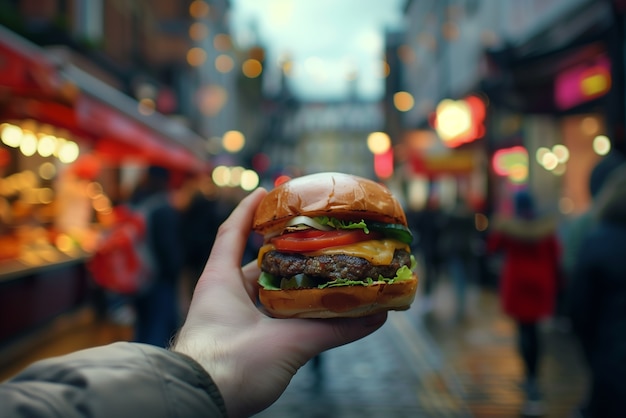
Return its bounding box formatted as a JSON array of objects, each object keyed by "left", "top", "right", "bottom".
[{"left": 555, "top": 55, "right": 611, "bottom": 110}]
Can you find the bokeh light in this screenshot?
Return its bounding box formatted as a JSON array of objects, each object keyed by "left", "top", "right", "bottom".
[
  {"left": 37, "top": 135, "right": 57, "bottom": 157},
  {"left": 593, "top": 135, "right": 611, "bottom": 155},
  {"left": 242, "top": 59, "right": 263, "bottom": 78},
  {"left": 393, "top": 91, "right": 415, "bottom": 112},
  {"left": 367, "top": 132, "right": 391, "bottom": 155},
  {"left": 240, "top": 170, "right": 259, "bottom": 191},
  {"left": 1, "top": 123, "right": 22, "bottom": 147},
  {"left": 552, "top": 144, "right": 570, "bottom": 163},
  {"left": 222, "top": 130, "right": 245, "bottom": 153},
  {"left": 189, "top": 22, "right": 208, "bottom": 41},
  {"left": 20, "top": 132, "right": 38, "bottom": 157},
  {"left": 58, "top": 141, "right": 80, "bottom": 163},
  {"left": 187, "top": 47, "right": 207, "bottom": 67},
  {"left": 189, "top": 0, "right": 210, "bottom": 18},
  {"left": 215, "top": 54, "right": 234, "bottom": 73}
]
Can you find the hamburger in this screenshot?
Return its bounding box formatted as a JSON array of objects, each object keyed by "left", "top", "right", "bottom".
[{"left": 252, "top": 172, "right": 418, "bottom": 318}]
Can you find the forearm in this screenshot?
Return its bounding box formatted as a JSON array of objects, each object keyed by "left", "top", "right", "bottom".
[{"left": 1, "top": 342, "right": 227, "bottom": 418}]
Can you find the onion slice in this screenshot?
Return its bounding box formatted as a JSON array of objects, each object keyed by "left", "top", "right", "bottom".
[
  {"left": 286, "top": 216, "right": 333, "bottom": 231},
  {"left": 263, "top": 215, "right": 334, "bottom": 241}
]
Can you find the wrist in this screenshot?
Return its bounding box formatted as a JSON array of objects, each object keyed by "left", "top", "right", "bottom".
[{"left": 171, "top": 329, "right": 244, "bottom": 417}]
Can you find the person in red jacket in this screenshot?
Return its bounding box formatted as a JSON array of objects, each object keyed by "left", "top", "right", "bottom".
[{"left": 487, "top": 190, "right": 561, "bottom": 417}]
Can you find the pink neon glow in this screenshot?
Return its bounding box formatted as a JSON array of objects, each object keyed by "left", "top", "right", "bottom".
[{"left": 555, "top": 55, "right": 611, "bottom": 110}]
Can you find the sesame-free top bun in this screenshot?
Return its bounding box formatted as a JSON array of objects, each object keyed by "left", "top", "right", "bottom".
[
  {"left": 252, "top": 172, "right": 408, "bottom": 236},
  {"left": 258, "top": 273, "right": 419, "bottom": 319}
]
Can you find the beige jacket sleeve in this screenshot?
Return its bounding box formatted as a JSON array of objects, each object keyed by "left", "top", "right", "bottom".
[{"left": 0, "top": 342, "right": 227, "bottom": 418}]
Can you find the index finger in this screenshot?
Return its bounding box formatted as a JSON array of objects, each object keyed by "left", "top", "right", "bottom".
[{"left": 206, "top": 187, "right": 267, "bottom": 272}]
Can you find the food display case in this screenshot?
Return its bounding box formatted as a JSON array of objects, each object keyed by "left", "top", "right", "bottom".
[{"left": 0, "top": 125, "right": 109, "bottom": 347}]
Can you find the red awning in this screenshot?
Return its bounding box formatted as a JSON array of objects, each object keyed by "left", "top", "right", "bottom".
[
  {"left": 0, "top": 27, "right": 71, "bottom": 103},
  {"left": 0, "top": 25, "right": 208, "bottom": 173},
  {"left": 64, "top": 63, "right": 208, "bottom": 172},
  {"left": 75, "top": 94, "right": 195, "bottom": 168}
]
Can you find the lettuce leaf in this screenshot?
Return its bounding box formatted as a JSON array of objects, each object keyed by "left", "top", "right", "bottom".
[
  {"left": 314, "top": 217, "right": 369, "bottom": 233},
  {"left": 314, "top": 217, "right": 413, "bottom": 244},
  {"left": 258, "top": 272, "right": 281, "bottom": 290}
]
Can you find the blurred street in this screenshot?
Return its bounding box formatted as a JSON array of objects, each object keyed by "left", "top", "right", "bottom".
[
  {"left": 1, "top": 278, "right": 588, "bottom": 418},
  {"left": 256, "top": 279, "right": 587, "bottom": 418}
]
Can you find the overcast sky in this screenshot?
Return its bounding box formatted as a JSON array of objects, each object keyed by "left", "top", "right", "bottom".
[{"left": 229, "top": 0, "right": 407, "bottom": 101}]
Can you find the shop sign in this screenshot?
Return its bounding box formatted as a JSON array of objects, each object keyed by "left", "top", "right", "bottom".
[
  {"left": 410, "top": 151, "right": 475, "bottom": 176},
  {"left": 555, "top": 54, "right": 611, "bottom": 110}
]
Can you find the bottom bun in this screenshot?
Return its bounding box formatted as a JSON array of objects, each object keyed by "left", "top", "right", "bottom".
[{"left": 258, "top": 274, "right": 418, "bottom": 319}]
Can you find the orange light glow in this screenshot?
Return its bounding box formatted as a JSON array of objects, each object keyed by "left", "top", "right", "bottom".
[
  {"left": 394, "top": 92, "right": 415, "bottom": 112},
  {"left": 187, "top": 47, "right": 207, "bottom": 67},
  {"left": 222, "top": 130, "right": 245, "bottom": 153},
  {"left": 242, "top": 59, "right": 263, "bottom": 78},
  {"left": 189, "top": 0, "right": 210, "bottom": 18}
]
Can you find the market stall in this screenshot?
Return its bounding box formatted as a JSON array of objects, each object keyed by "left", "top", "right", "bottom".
[{"left": 0, "top": 25, "right": 208, "bottom": 348}]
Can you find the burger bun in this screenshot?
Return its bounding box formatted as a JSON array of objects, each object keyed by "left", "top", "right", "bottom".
[
  {"left": 252, "top": 172, "right": 408, "bottom": 236},
  {"left": 258, "top": 274, "right": 418, "bottom": 319}
]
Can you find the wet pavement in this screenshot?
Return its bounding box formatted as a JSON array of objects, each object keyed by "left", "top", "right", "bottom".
[
  {"left": 421, "top": 281, "right": 587, "bottom": 418},
  {"left": 0, "top": 279, "right": 588, "bottom": 418},
  {"left": 255, "top": 280, "right": 588, "bottom": 418},
  {"left": 255, "top": 308, "right": 471, "bottom": 418}
]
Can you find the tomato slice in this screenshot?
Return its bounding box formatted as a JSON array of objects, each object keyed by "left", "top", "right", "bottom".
[{"left": 271, "top": 229, "right": 382, "bottom": 252}]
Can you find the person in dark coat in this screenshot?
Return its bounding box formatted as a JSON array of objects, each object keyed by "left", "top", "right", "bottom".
[
  {"left": 562, "top": 151, "right": 625, "bottom": 287},
  {"left": 130, "top": 165, "right": 184, "bottom": 348},
  {"left": 408, "top": 196, "right": 444, "bottom": 313},
  {"left": 487, "top": 190, "right": 561, "bottom": 417},
  {"left": 438, "top": 196, "right": 478, "bottom": 320},
  {"left": 568, "top": 163, "right": 626, "bottom": 418},
  {"left": 179, "top": 185, "right": 224, "bottom": 301}
]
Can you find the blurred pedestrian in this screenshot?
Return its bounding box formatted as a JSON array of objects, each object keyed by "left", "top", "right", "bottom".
[
  {"left": 487, "top": 190, "right": 561, "bottom": 417},
  {"left": 561, "top": 151, "right": 625, "bottom": 321},
  {"left": 179, "top": 185, "right": 222, "bottom": 300},
  {"left": 408, "top": 196, "right": 444, "bottom": 314},
  {"left": 438, "top": 196, "right": 478, "bottom": 321},
  {"left": 567, "top": 162, "right": 626, "bottom": 418},
  {"left": 129, "top": 165, "right": 184, "bottom": 348}
]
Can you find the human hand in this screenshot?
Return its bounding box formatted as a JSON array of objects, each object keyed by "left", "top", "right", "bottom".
[{"left": 171, "top": 188, "right": 387, "bottom": 418}]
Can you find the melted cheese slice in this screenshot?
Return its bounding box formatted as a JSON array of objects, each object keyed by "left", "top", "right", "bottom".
[{"left": 257, "top": 239, "right": 409, "bottom": 267}]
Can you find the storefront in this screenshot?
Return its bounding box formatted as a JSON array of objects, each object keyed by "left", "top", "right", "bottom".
[
  {"left": 482, "top": 0, "right": 614, "bottom": 217},
  {"left": 0, "top": 26, "right": 208, "bottom": 349}
]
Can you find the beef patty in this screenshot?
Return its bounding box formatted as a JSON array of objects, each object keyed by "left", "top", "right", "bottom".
[{"left": 261, "top": 249, "right": 412, "bottom": 282}]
